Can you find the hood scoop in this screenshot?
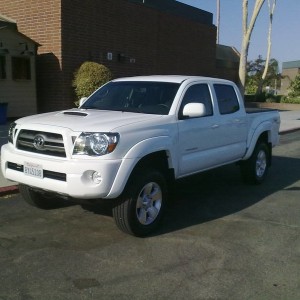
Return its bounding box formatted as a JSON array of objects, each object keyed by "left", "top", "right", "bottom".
[{"left": 63, "top": 111, "right": 88, "bottom": 117}]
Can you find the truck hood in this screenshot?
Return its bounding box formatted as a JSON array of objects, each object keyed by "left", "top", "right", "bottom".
[{"left": 17, "top": 109, "right": 164, "bottom": 132}]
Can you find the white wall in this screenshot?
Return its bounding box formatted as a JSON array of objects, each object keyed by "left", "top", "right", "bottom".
[{"left": 0, "top": 28, "right": 37, "bottom": 118}]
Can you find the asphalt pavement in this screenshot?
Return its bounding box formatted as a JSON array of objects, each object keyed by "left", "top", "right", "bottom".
[
  {"left": 0, "top": 109, "right": 300, "bottom": 195},
  {"left": 1, "top": 131, "right": 299, "bottom": 299}
]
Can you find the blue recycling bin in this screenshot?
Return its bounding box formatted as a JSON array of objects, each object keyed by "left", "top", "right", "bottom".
[{"left": 0, "top": 103, "right": 8, "bottom": 125}]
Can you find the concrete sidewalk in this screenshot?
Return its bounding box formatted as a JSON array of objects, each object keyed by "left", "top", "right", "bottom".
[
  {"left": 277, "top": 110, "right": 300, "bottom": 133},
  {"left": 0, "top": 109, "right": 300, "bottom": 196}
]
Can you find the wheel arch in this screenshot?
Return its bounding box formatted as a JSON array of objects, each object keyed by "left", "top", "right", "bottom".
[
  {"left": 106, "top": 138, "right": 175, "bottom": 199},
  {"left": 131, "top": 150, "right": 175, "bottom": 182},
  {"left": 244, "top": 128, "right": 273, "bottom": 162}
]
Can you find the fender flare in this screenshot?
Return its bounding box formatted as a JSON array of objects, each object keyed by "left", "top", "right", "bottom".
[
  {"left": 106, "top": 136, "right": 175, "bottom": 198},
  {"left": 243, "top": 121, "right": 273, "bottom": 160}
]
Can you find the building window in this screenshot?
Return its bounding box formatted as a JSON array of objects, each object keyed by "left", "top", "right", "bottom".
[
  {"left": 0, "top": 56, "right": 6, "bottom": 79},
  {"left": 12, "top": 56, "right": 31, "bottom": 80}
]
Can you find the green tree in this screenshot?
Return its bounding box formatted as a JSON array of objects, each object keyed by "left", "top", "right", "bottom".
[
  {"left": 245, "top": 56, "right": 280, "bottom": 95},
  {"left": 288, "top": 74, "right": 300, "bottom": 98},
  {"left": 245, "top": 77, "right": 258, "bottom": 94},
  {"left": 246, "top": 55, "right": 265, "bottom": 93},
  {"left": 73, "top": 62, "right": 113, "bottom": 100}
]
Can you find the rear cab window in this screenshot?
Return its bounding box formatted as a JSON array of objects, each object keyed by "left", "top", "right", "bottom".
[{"left": 214, "top": 84, "right": 240, "bottom": 115}]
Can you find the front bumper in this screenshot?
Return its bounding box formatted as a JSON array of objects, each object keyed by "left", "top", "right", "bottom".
[{"left": 1, "top": 144, "right": 122, "bottom": 199}]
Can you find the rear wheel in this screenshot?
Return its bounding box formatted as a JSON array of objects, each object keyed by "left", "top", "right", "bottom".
[
  {"left": 240, "top": 142, "right": 270, "bottom": 184},
  {"left": 112, "top": 168, "right": 167, "bottom": 237},
  {"left": 19, "top": 184, "right": 66, "bottom": 209}
]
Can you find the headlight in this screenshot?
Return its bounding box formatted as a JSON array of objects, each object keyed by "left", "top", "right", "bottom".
[
  {"left": 8, "top": 122, "right": 17, "bottom": 144},
  {"left": 73, "top": 132, "right": 119, "bottom": 156}
]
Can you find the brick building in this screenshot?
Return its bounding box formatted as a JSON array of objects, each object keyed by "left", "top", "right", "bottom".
[{"left": 0, "top": 0, "right": 238, "bottom": 114}]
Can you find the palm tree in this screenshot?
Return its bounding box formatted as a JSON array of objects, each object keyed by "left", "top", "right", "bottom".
[{"left": 216, "top": 0, "right": 220, "bottom": 44}]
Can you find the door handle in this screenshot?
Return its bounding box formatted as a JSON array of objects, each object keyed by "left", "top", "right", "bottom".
[
  {"left": 233, "top": 119, "right": 246, "bottom": 125},
  {"left": 211, "top": 124, "right": 219, "bottom": 129}
]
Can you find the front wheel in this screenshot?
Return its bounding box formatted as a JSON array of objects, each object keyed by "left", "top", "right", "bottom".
[
  {"left": 240, "top": 142, "right": 270, "bottom": 184},
  {"left": 112, "top": 168, "right": 167, "bottom": 237}
]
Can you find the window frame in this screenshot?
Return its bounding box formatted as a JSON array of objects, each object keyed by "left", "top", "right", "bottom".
[
  {"left": 11, "top": 56, "right": 31, "bottom": 80},
  {"left": 0, "top": 55, "right": 6, "bottom": 79}
]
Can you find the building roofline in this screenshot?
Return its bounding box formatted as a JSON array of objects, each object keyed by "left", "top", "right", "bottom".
[
  {"left": 0, "top": 26, "right": 41, "bottom": 46},
  {"left": 0, "top": 13, "right": 17, "bottom": 30},
  {"left": 216, "top": 44, "right": 240, "bottom": 62},
  {"left": 0, "top": 13, "right": 17, "bottom": 23},
  {"left": 282, "top": 60, "right": 300, "bottom": 69},
  {"left": 126, "top": 0, "right": 213, "bottom": 25}
]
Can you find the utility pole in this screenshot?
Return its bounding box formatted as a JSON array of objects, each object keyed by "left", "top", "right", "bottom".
[{"left": 216, "top": 0, "right": 220, "bottom": 44}]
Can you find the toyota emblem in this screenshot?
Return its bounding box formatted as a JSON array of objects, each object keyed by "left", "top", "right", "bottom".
[{"left": 33, "top": 135, "right": 45, "bottom": 150}]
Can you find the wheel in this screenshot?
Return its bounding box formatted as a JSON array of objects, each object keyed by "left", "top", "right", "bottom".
[
  {"left": 240, "top": 142, "right": 270, "bottom": 184},
  {"left": 112, "top": 168, "right": 167, "bottom": 237},
  {"left": 19, "top": 184, "right": 66, "bottom": 209}
]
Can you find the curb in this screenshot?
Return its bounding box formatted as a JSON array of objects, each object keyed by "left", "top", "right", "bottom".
[
  {"left": 0, "top": 185, "right": 19, "bottom": 197},
  {"left": 279, "top": 128, "right": 300, "bottom": 135}
]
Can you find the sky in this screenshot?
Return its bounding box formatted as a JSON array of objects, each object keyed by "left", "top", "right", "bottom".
[{"left": 177, "top": 0, "right": 300, "bottom": 70}]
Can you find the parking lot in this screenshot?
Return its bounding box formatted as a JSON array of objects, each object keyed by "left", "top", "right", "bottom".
[{"left": 0, "top": 131, "right": 299, "bottom": 299}]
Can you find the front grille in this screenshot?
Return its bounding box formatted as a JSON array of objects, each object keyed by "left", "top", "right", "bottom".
[
  {"left": 16, "top": 130, "right": 66, "bottom": 157},
  {"left": 7, "top": 162, "right": 67, "bottom": 182}
]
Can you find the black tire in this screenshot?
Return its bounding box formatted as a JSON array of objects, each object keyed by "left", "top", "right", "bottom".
[
  {"left": 19, "top": 184, "right": 65, "bottom": 209},
  {"left": 112, "top": 168, "right": 167, "bottom": 237},
  {"left": 240, "top": 142, "right": 270, "bottom": 184}
]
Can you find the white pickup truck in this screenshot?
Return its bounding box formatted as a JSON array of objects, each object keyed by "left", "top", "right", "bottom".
[{"left": 1, "top": 76, "right": 280, "bottom": 236}]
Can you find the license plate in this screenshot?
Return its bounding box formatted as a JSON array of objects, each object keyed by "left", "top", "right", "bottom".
[{"left": 24, "top": 162, "right": 43, "bottom": 179}]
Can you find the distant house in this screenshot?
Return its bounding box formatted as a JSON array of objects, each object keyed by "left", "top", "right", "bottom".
[
  {"left": 281, "top": 60, "right": 300, "bottom": 95},
  {"left": 0, "top": 15, "right": 38, "bottom": 118},
  {"left": 1, "top": 0, "right": 239, "bottom": 114}
]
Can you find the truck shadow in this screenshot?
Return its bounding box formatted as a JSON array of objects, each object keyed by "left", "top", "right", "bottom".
[
  {"left": 81, "top": 155, "right": 300, "bottom": 236},
  {"left": 155, "top": 155, "right": 300, "bottom": 236}
]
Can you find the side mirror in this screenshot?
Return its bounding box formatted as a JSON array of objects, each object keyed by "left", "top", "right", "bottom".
[
  {"left": 79, "top": 97, "right": 88, "bottom": 107},
  {"left": 182, "top": 103, "right": 206, "bottom": 118}
]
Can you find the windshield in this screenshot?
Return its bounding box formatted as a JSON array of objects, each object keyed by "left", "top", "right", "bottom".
[{"left": 81, "top": 81, "right": 180, "bottom": 115}]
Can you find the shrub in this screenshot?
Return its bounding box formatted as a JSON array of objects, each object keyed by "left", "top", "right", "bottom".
[
  {"left": 287, "top": 74, "right": 300, "bottom": 98},
  {"left": 280, "top": 96, "right": 300, "bottom": 104},
  {"left": 73, "top": 62, "right": 113, "bottom": 100},
  {"left": 244, "top": 93, "right": 266, "bottom": 103},
  {"left": 244, "top": 93, "right": 283, "bottom": 103},
  {"left": 266, "top": 97, "right": 275, "bottom": 103},
  {"left": 265, "top": 94, "right": 281, "bottom": 103},
  {"left": 256, "top": 93, "right": 267, "bottom": 102}
]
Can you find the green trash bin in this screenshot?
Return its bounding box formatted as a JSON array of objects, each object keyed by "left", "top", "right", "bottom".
[{"left": 0, "top": 103, "right": 8, "bottom": 125}]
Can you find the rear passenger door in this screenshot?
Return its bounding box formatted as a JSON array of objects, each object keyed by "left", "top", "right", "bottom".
[{"left": 212, "top": 83, "right": 247, "bottom": 161}]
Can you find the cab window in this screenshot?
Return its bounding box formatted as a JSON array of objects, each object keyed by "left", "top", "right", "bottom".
[{"left": 214, "top": 84, "right": 240, "bottom": 114}]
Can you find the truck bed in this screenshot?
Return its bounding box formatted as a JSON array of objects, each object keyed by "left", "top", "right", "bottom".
[{"left": 246, "top": 107, "right": 278, "bottom": 114}]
